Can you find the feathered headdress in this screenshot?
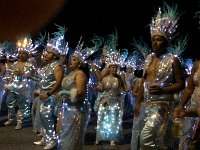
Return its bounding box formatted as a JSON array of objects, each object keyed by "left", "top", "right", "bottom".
[
  {"left": 16, "top": 36, "right": 36, "bottom": 53},
  {"left": 167, "top": 35, "right": 188, "bottom": 64},
  {"left": 120, "top": 48, "right": 129, "bottom": 68},
  {"left": 104, "top": 29, "right": 123, "bottom": 67},
  {"left": 130, "top": 37, "right": 150, "bottom": 69},
  {"left": 46, "top": 24, "right": 68, "bottom": 56},
  {"left": 73, "top": 35, "right": 103, "bottom": 65},
  {"left": 184, "top": 58, "right": 193, "bottom": 75},
  {"left": 125, "top": 51, "right": 140, "bottom": 69},
  {"left": 105, "top": 51, "right": 122, "bottom": 67},
  {"left": 2, "top": 41, "right": 17, "bottom": 58},
  {"left": 150, "top": 2, "right": 181, "bottom": 41}
]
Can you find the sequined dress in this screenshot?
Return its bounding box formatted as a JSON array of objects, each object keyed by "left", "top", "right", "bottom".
[
  {"left": 58, "top": 71, "right": 90, "bottom": 150},
  {"left": 131, "top": 53, "right": 177, "bottom": 150},
  {"left": 96, "top": 75, "right": 124, "bottom": 142}
]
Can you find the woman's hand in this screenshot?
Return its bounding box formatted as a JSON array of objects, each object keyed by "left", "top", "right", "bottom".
[{"left": 148, "top": 85, "right": 163, "bottom": 95}]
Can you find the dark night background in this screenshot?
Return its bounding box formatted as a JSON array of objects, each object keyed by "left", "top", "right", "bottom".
[{"left": 38, "top": 0, "right": 200, "bottom": 60}]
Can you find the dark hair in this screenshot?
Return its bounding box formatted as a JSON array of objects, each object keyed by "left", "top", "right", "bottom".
[
  {"left": 0, "top": 56, "right": 6, "bottom": 64},
  {"left": 80, "top": 64, "right": 90, "bottom": 81},
  {"left": 134, "top": 69, "right": 143, "bottom": 78}
]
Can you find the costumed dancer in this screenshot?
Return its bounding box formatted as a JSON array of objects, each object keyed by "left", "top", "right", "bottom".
[
  {"left": 4, "top": 37, "right": 36, "bottom": 130},
  {"left": 56, "top": 36, "right": 95, "bottom": 150},
  {"left": 95, "top": 50, "right": 128, "bottom": 146},
  {"left": 33, "top": 25, "right": 67, "bottom": 150},
  {"left": 131, "top": 3, "right": 185, "bottom": 149},
  {"left": 0, "top": 41, "right": 16, "bottom": 112},
  {"left": 173, "top": 6, "right": 200, "bottom": 149}
]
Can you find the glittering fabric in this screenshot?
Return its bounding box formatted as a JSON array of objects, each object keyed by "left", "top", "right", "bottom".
[
  {"left": 0, "top": 64, "right": 12, "bottom": 110},
  {"left": 6, "top": 61, "right": 33, "bottom": 122},
  {"left": 58, "top": 102, "right": 90, "bottom": 150},
  {"left": 31, "top": 65, "right": 48, "bottom": 133},
  {"left": 39, "top": 61, "right": 62, "bottom": 142},
  {"left": 96, "top": 76, "right": 124, "bottom": 142},
  {"left": 57, "top": 71, "right": 90, "bottom": 150},
  {"left": 179, "top": 62, "right": 200, "bottom": 150},
  {"left": 131, "top": 53, "right": 176, "bottom": 150},
  {"left": 124, "top": 74, "right": 136, "bottom": 116}
]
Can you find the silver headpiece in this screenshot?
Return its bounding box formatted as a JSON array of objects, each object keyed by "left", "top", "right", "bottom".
[
  {"left": 150, "top": 3, "right": 180, "bottom": 41},
  {"left": 16, "top": 36, "right": 38, "bottom": 53},
  {"left": 73, "top": 35, "right": 103, "bottom": 65},
  {"left": 105, "top": 51, "right": 122, "bottom": 67},
  {"left": 46, "top": 24, "right": 68, "bottom": 56},
  {"left": 104, "top": 30, "right": 123, "bottom": 67}
]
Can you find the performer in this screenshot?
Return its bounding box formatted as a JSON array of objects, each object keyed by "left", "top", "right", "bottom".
[
  {"left": 4, "top": 37, "right": 36, "bottom": 130},
  {"left": 95, "top": 51, "right": 127, "bottom": 146},
  {"left": 56, "top": 37, "right": 96, "bottom": 150},
  {"left": 0, "top": 41, "right": 16, "bottom": 112},
  {"left": 131, "top": 3, "right": 185, "bottom": 150},
  {"left": 173, "top": 59, "right": 200, "bottom": 150},
  {"left": 33, "top": 26, "right": 67, "bottom": 149}
]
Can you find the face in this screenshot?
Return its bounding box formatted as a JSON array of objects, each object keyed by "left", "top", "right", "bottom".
[
  {"left": 127, "top": 67, "right": 133, "bottom": 73},
  {"left": 18, "top": 50, "right": 29, "bottom": 61},
  {"left": 44, "top": 50, "right": 55, "bottom": 63},
  {"left": 151, "top": 35, "right": 168, "bottom": 54},
  {"left": 60, "top": 55, "right": 66, "bottom": 65},
  {"left": 109, "top": 65, "right": 118, "bottom": 75},
  {"left": 69, "top": 56, "right": 81, "bottom": 70}
]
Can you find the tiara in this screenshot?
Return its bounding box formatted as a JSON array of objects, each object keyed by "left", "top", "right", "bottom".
[{"left": 150, "top": 3, "right": 180, "bottom": 41}]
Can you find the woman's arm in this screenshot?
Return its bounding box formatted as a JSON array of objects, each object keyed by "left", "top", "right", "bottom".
[
  {"left": 132, "top": 78, "right": 141, "bottom": 98},
  {"left": 75, "top": 71, "right": 88, "bottom": 99},
  {"left": 173, "top": 61, "right": 198, "bottom": 118}
]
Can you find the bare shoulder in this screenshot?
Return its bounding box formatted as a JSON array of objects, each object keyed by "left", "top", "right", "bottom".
[
  {"left": 55, "top": 64, "right": 63, "bottom": 70},
  {"left": 76, "top": 70, "right": 87, "bottom": 78}
]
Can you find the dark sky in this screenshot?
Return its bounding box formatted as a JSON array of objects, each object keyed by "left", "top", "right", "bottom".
[{"left": 40, "top": 0, "right": 200, "bottom": 60}]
